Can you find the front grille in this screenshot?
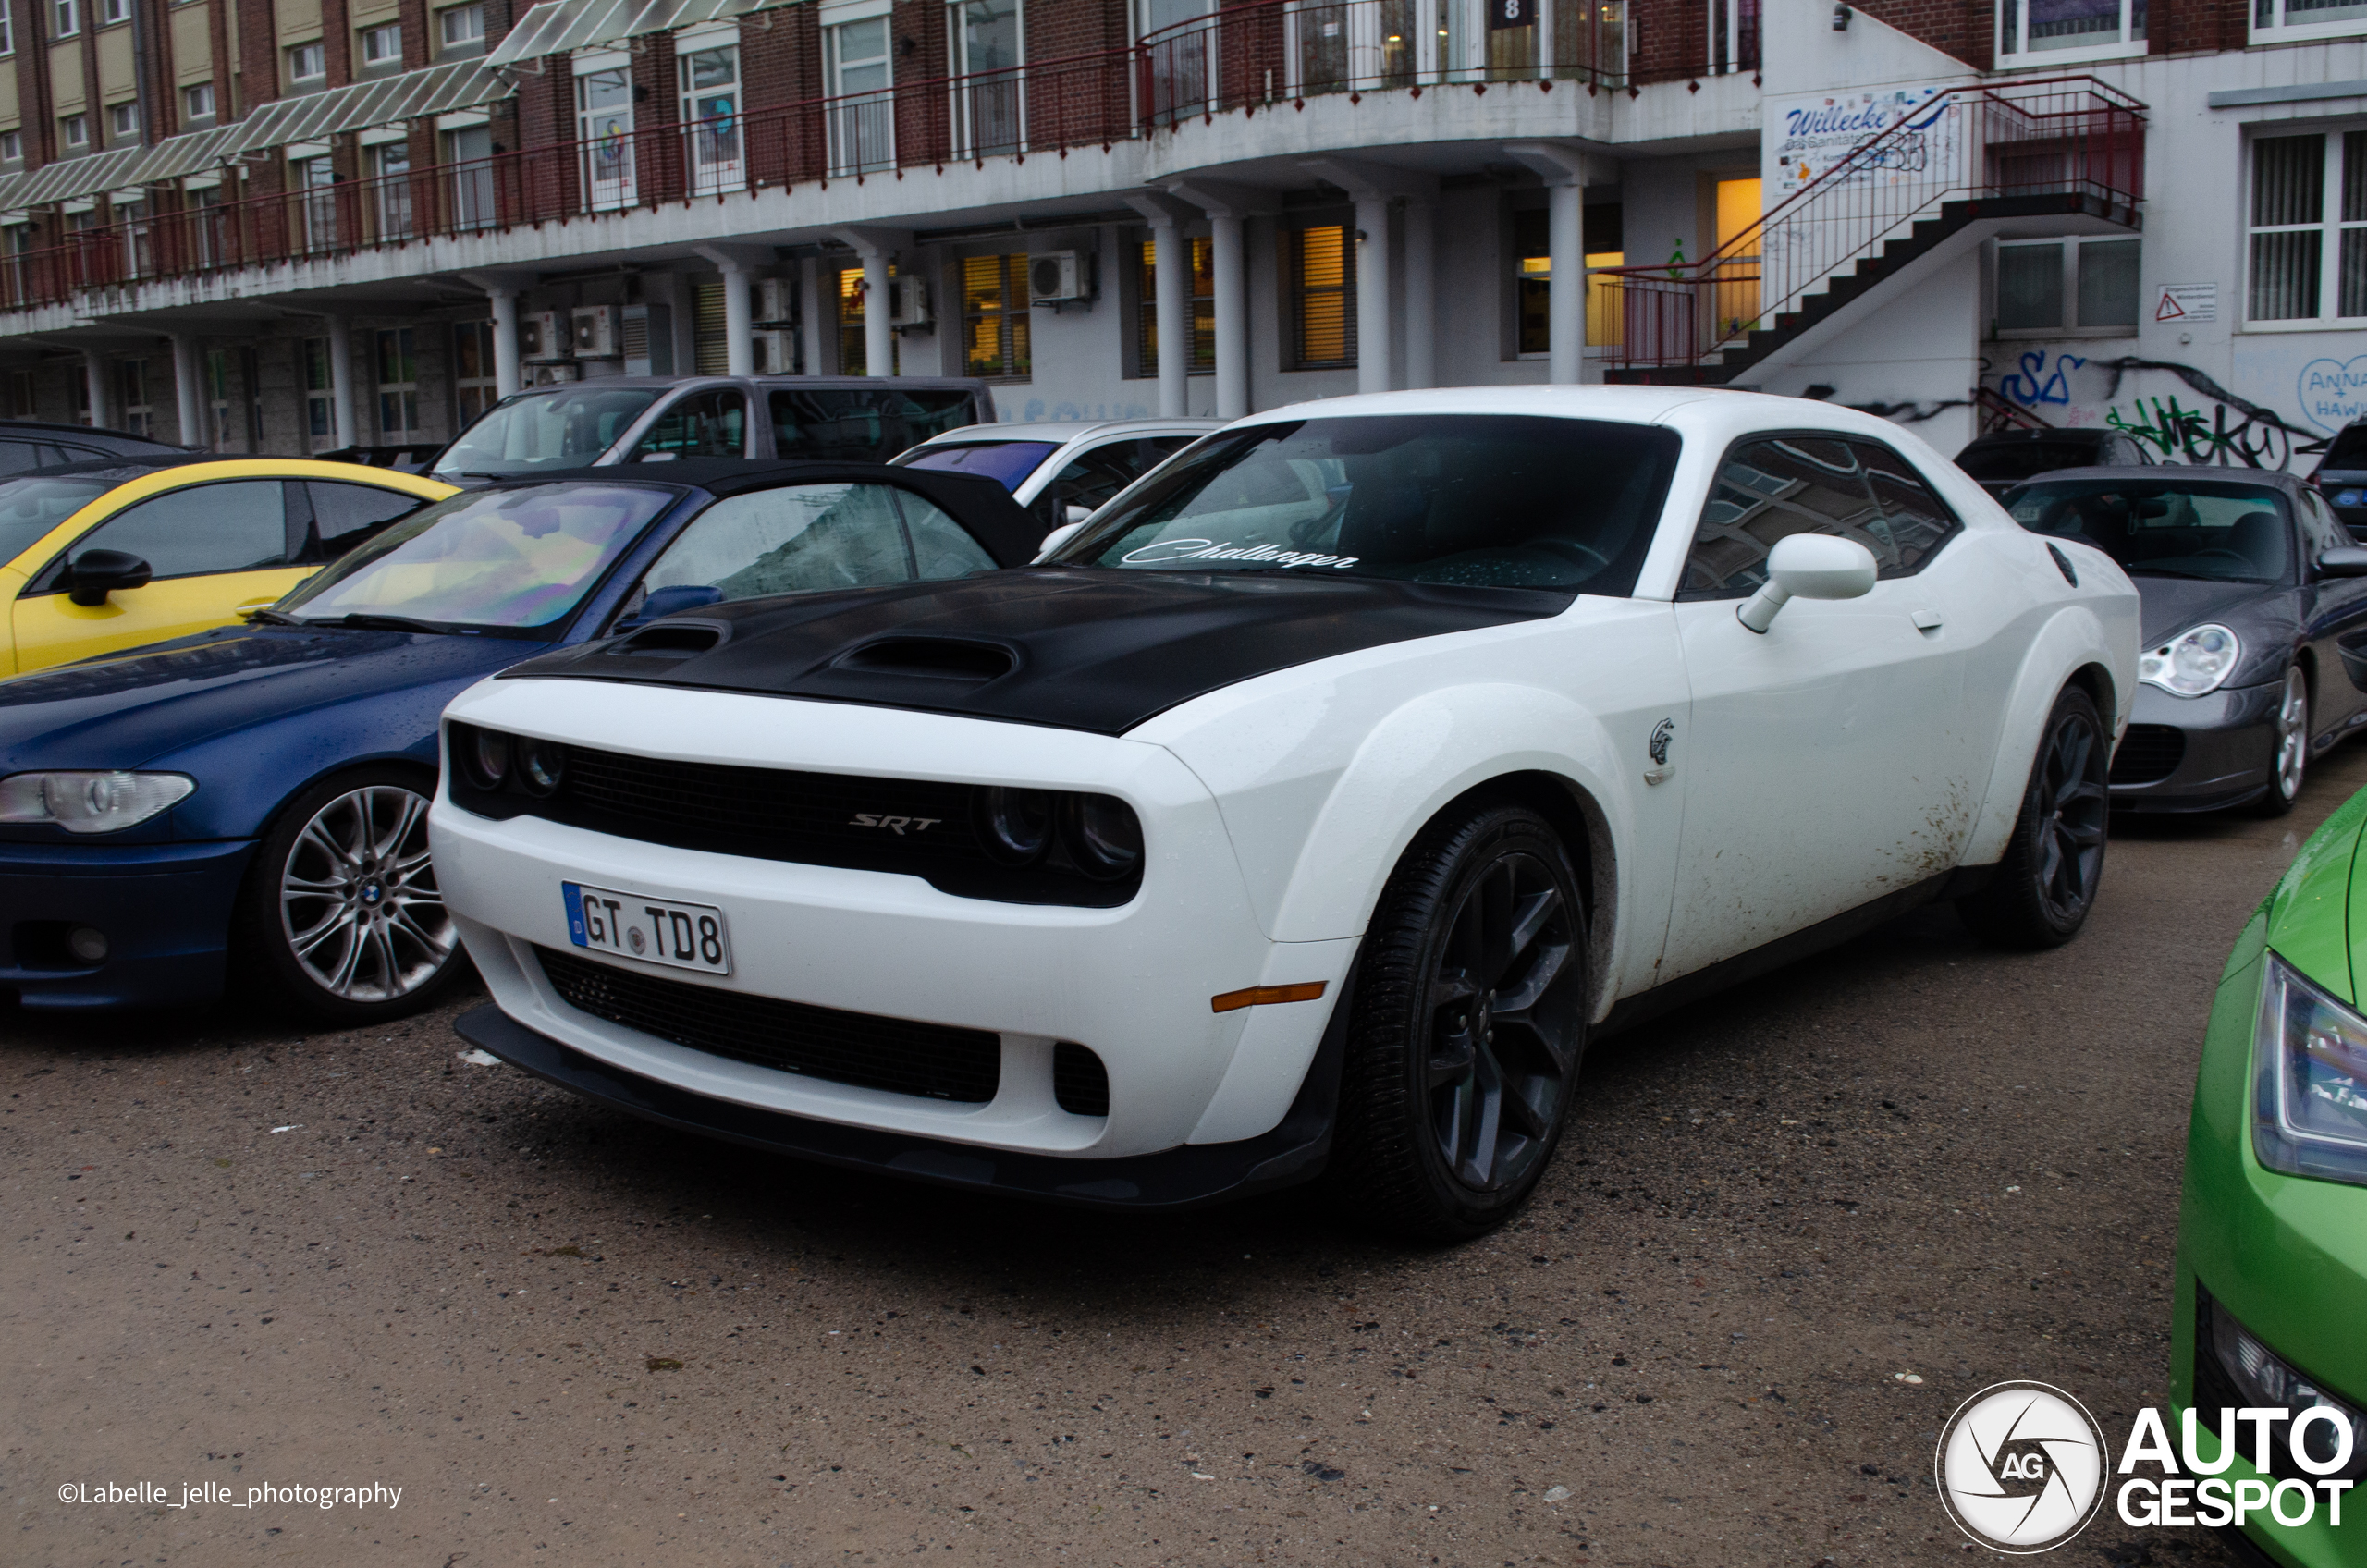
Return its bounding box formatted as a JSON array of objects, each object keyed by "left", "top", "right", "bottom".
[
  {"left": 2110, "top": 724, "right": 2186, "bottom": 785},
  {"left": 535, "top": 945, "right": 1001, "bottom": 1103},
  {"left": 450, "top": 734, "right": 1140, "bottom": 909},
  {"left": 1053, "top": 1043, "right": 1110, "bottom": 1118}
]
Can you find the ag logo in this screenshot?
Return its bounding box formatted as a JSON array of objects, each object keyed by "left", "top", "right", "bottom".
[{"left": 1935, "top": 1381, "right": 2108, "bottom": 1553}]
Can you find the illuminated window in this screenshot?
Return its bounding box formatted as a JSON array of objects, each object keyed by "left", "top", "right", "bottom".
[
  {"left": 1284, "top": 222, "right": 1354, "bottom": 371},
  {"left": 961, "top": 253, "right": 1031, "bottom": 379},
  {"left": 1135, "top": 234, "right": 1213, "bottom": 375}
]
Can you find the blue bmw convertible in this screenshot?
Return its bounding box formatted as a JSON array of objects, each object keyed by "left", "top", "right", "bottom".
[{"left": 0, "top": 458, "right": 1037, "bottom": 1023}]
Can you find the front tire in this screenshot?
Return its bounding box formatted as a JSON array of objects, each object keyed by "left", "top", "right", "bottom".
[
  {"left": 1956, "top": 686, "right": 2109, "bottom": 949},
  {"left": 235, "top": 766, "right": 469, "bottom": 1025},
  {"left": 2248, "top": 664, "right": 2309, "bottom": 818},
  {"left": 1331, "top": 802, "right": 1588, "bottom": 1243}
]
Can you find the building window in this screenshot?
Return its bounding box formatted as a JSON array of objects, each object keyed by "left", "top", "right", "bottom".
[
  {"left": 117, "top": 197, "right": 150, "bottom": 274},
  {"left": 960, "top": 254, "right": 1031, "bottom": 379},
  {"left": 1512, "top": 203, "right": 1625, "bottom": 355},
  {"left": 187, "top": 181, "right": 223, "bottom": 266},
  {"left": 60, "top": 113, "right": 87, "bottom": 150},
  {"left": 51, "top": 0, "right": 75, "bottom": 38},
  {"left": 680, "top": 42, "right": 743, "bottom": 196},
  {"left": 2253, "top": 0, "right": 2367, "bottom": 43},
  {"left": 297, "top": 154, "right": 337, "bottom": 251},
  {"left": 454, "top": 321, "right": 497, "bottom": 425},
  {"left": 367, "top": 141, "right": 413, "bottom": 240},
  {"left": 828, "top": 18, "right": 894, "bottom": 176},
  {"left": 1135, "top": 233, "right": 1213, "bottom": 374},
  {"left": 107, "top": 102, "right": 137, "bottom": 141},
  {"left": 376, "top": 327, "right": 419, "bottom": 441},
  {"left": 99, "top": 0, "right": 124, "bottom": 21},
  {"left": 303, "top": 337, "right": 335, "bottom": 449},
  {"left": 838, "top": 264, "right": 898, "bottom": 374},
  {"left": 1993, "top": 237, "right": 2140, "bottom": 336},
  {"left": 116, "top": 359, "right": 149, "bottom": 436},
  {"left": 360, "top": 21, "right": 401, "bottom": 68},
  {"left": 288, "top": 41, "right": 325, "bottom": 87},
  {"left": 7, "top": 368, "right": 33, "bottom": 417},
  {"left": 1997, "top": 0, "right": 2146, "bottom": 63},
  {"left": 0, "top": 130, "right": 20, "bottom": 164},
  {"left": 0, "top": 3, "right": 15, "bottom": 55},
  {"left": 950, "top": 0, "right": 1023, "bottom": 159},
  {"left": 182, "top": 83, "right": 215, "bottom": 124},
  {"left": 575, "top": 63, "right": 637, "bottom": 211},
  {"left": 437, "top": 2, "right": 485, "bottom": 56},
  {"left": 2248, "top": 130, "right": 2367, "bottom": 325},
  {"left": 1284, "top": 221, "right": 1355, "bottom": 370}
]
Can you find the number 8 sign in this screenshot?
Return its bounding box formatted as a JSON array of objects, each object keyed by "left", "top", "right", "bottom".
[{"left": 1489, "top": 0, "right": 1537, "bottom": 26}]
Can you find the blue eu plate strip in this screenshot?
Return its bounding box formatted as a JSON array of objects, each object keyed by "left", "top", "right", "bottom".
[{"left": 562, "top": 882, "right": 587, "bottom": 947}]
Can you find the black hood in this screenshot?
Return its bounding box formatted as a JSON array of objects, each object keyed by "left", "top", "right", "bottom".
[{"left": 499, "top": 569, "right": 1571, "bottom": 736}]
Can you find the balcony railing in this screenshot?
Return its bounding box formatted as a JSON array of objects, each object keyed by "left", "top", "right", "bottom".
[
  {"left": 0, "top": 0, "right": 1748, "bottom": 312},
  {"left": 1595, "top": 76, "right": 2144, "bottom": 371}
]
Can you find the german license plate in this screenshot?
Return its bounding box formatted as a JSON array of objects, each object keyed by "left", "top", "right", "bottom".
[{"left": 563, "top": 882, "right": 731, "bottom": 974}]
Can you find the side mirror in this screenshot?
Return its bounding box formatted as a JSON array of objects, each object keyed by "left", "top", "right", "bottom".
[
  {"left": 1064, "top": 504, "right": 1093, "bottom": 525},
  {"left": 1034, "top": 520, "right": 1085, "bottom": 563},
  {"left": 2322, "top": 546, "right": 2367, "bottom": 578},
  {"left": 66, "top": 548, "right": 153, "bottom": 608},
  {"left": 1736, "top": 534, "right": 1879, "bottom": 633},
  {"left": 613, "top": 582, "right": 723, "bottom": 633}
]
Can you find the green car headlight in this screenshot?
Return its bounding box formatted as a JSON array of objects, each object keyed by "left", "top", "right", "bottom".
[
  {"left": 2254, "top": 951, "right": 2367, "bottom": 1187},
  {"left": 0, "top": 770, "right": 195, "bottom": 833}
]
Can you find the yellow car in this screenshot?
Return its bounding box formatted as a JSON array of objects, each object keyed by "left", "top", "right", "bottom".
[{"left": 0, "top": 457, "right": 456, "bottom": 674}]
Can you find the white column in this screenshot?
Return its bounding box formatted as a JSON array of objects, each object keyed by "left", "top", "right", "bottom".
[
  {"left": 1354, "top": 193, "right": 1392, "bottom": 395},
  {"left": 1403, "top": 199, "right": 1436, "bottom": 391},
  {"left": 800, "top": 255, "right": 826, "bottom": 377},
  {"left": 487, "top": 288, "right": 521, "bottom": 396},
  {"left": 862, "top": 251, "right": 892, "bottom": 377},
  {"left": 325, "top": 315, "right": 357, "bottom": 446},
  {"left": 82, "top": 349, "right": 108, "bottom": 428},
  {"left": 718, "top": 261, "right": 754, "bottom": 376},
  {"left": 1549, "top": 179, "right": 1585, "bottom": 386},
  {"left": 1152, "top": 218, "right": 1188, "bottom": 417},
  {"left": 1210, "top": 214, "right": 1246, "bottom": 420},
  {"left": 170, "top": 335, "right": 204, "bottom": 447}
]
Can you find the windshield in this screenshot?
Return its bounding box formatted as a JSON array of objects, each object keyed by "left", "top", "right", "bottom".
[
  {"left": 2324, "top": 424, "right": 2367, "bottom": 472},
  {"left": 434, "top": 388, "right": 662, "bottom": 479},
  {"left": 277, "top": 481, "right": 675, "bottom": 631},
  {"left": 2006, "top": 478, "right": 2292, "bottom": 582},
  {"left": 1052, "top": 415, "right": 1681, "bottom": 594},
  {"left": 0, "top": 474, "right": 116, "bottom": 565},
  {"left": 895, "top": 439, "right": 1058, "bottom": 490},
  {"left": 1956, "top": 441, "right": 2107, "bottom": 482}
]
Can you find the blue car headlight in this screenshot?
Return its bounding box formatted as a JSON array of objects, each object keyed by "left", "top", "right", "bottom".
[
  {"left": 2253, "top": 951, "right": 2367, "bottom": 1188},
  {"left": 0, "top": 770, "right": 195, "bottom": 834},
  {"left": 2338, "top": 490, "right": 2362, "bottom": 508}
]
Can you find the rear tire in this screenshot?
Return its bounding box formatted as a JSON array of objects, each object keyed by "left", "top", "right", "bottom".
[
  {"left": 1330, "top": 802, "right": 1588, "bottom": 1243},
  {"left": 1956, "top": 687, "right": 2109, "bottom": 949},
  {"left": 2247, "top": 664, "right": 2309, "bottom": 818},
  {"left": 234, "top": 765, "right": 471, "bottom": 1026}
]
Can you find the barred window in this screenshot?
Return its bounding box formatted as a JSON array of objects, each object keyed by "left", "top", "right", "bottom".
[
  {"left": 2248, "top": 130, "right": 2367, "bottom": 324},
  {"left": 961, "top": 253, "right": 1031, "bottom": 379},
  {"left": 1286, "top": 222, "right": 1355, "bottom": 371}
]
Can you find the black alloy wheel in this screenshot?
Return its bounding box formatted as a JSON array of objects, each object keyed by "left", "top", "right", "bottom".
[
  {"left": 1331, "top": 802, "right": 1588, "bottom": 1241},
  {"left": 1958, "top": 686, "right": 2110, "bottom": 949}
]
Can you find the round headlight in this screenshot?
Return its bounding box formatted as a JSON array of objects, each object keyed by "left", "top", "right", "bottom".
[
  {"left": 2139, "top": 623, "right": 2242, "bottom": 697},
  {"left": 518, "top": 740, "right": 567, "bottom": 797},
  {"left": 461, "top": 727, "right": 510, "bottom": 790},
  {"left": 1064, "top": 793, "right": 1143, "bottom": 881},
  {"left": 975, "top": 786, "right": 1053, "bottom": 864}
]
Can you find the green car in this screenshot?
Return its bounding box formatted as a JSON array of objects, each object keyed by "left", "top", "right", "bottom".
[{"left": 2176, "top": 786, "right": 2367, "bottom": 1565}]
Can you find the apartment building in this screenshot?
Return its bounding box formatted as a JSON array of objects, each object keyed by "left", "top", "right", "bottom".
[{"left": 0, "top": 0, "right": 2353, "bottom": 468}]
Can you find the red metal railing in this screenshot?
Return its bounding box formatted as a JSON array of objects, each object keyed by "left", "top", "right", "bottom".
[
  {"left": 0, "top": 0, "right": 1748, "bottom": 312},
  {"left": 1596, "top": 76, "right": 2144, "bottom": 371}
]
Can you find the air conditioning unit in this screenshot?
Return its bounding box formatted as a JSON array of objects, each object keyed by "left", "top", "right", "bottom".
[
  {"left": 753, "top": 328, "right": 799, "bottom": 375},
  {"left": 572, "top": 305, "right": 622, "bottom": 360},
  {"left": 887, "top": 274, "right": 930, "bottom": 329},
  {"left": 754, "top": 277, "right": 796, "bottom": 327},
  {"left": 1029, "top": 250, "right": 1094, "bottom": 306},
  {"left": 521, "top": 309, "right": 570, "bottom": 362}
]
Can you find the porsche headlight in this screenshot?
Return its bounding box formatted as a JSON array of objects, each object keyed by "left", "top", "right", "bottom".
[
  {"left": 2253, "top": 951, "right": 2367, "bottom": 1188},
  {"left": 2140, "top": 623, "right": 2240, "bottom": 696},
  {"left": 0, "top": 770, "right": 195, "bottom": 833}
]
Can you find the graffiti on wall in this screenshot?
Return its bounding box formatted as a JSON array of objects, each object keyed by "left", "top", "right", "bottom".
[{"left": 1985, "top": 349, "right": 2327, "bottom": 470}]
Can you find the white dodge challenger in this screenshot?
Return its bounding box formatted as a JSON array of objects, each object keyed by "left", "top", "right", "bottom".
[{"left": 431, "top": 387, "right": 2138, "bottom": 1239}]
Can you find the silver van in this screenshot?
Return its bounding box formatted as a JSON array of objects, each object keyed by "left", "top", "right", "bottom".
[{"left": 430, "top": 375, "right": 995, "bottom": 484}]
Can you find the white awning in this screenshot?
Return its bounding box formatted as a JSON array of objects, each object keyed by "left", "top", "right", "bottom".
[
  {"left": 487, "top": 0, "right": 799, "bottom": 67},
  {"left": 0, "top": 61, "right": 512, "bottom": 213}
]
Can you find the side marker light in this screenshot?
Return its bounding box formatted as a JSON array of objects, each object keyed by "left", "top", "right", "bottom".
[{"left": 1210, "top": 982, "right": 1329, "bottom": 1014}]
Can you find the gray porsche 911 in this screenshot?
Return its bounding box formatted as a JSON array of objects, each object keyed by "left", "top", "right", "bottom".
[{"left": 2005, "top": 464, "right": 2367, "bottom": 815}]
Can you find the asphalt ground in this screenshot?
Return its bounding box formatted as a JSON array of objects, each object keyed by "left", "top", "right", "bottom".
[{"left": 15, "top": 747, "right": 2362, "bottom": 1568}]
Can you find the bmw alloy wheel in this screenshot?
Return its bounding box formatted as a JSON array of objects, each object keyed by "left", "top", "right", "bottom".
[{"left": 278, "top": 784, "right": 453, "bottom": 1002}]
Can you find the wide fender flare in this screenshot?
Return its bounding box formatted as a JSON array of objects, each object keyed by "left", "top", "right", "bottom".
[
  {"left": 1962, "top": 606, "right": 2123, "bottom": 867},
  {"left": 1264, "top": 681, "right": 1636, "bottom": 978}
]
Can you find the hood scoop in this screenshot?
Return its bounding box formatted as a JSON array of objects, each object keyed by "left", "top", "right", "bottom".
[
  {"left": 828, "top": 636, "right": 1017, "bottom": 684},
  {"left": 615, "top": 620, "right": 729, "bottom": 658}
]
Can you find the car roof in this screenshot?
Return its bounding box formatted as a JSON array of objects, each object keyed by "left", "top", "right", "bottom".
[
  {"left": 911, "top": 418, "right": 1222, "bottom": 446},
  {"left": 502, "top": 374, "right": 992, "bottom": 392},
  {"left": 0, "top": 419, "right": 190, "bottom": 451},
  {"left": 1, "top": 454, "right": 219, "bottom": 481},
  {"left": 1960, "top": 428, "right": 2114, "bottom": 446},
  {"left": 472, "top": 458, "right": 1046, "bottom": 566},
  {"left": 2013, "top": 462, "right": 2310, "bottom": 491}
]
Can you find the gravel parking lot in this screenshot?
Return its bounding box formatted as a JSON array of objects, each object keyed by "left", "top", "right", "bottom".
[{"left": 15, "top": 750, "right": 2353, "bottom": 1567}]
